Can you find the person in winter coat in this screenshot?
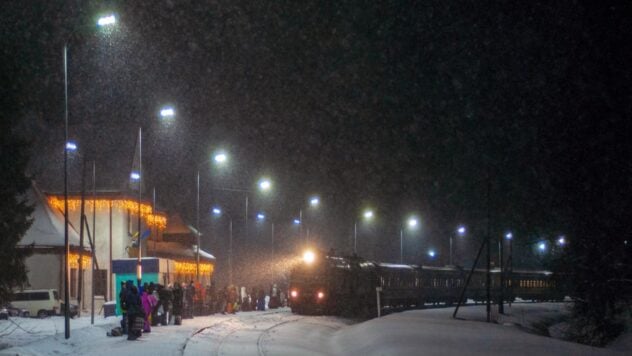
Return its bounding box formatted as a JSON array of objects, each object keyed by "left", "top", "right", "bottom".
[
  {"left": 158, "top": 284, "right": 173, "bottom": 325},
  {"left": 141, "top": 288, "right": 157, "bottom": 332},
  {"left": 119, "top": 282, "right": 128, "bottom": 334},
  {"left": 257, "top": 288, "right": 266, "bottom": 311},
  {"left": 123, "top": 281, "right": 142, "bottom": 340},
  {"left": 224, "top": 286, "right": 234, "bottom": 314},
  {"left": 269, "top": 284, "right": 279, "bottom": 309},
  {"left": 172, "top": 283, "right": 184, "bottom": 324}
]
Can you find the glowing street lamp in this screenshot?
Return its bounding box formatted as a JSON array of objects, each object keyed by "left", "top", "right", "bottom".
[
  {"left": 293, "top": 219, "right": 301, "bottom": 225},
  {"left": 130, "top": 171, "right": 140, "bottom": 181},
  {"left": 214, "top": 152, "right": 227, "bottom": 164},
  {"left": 259, "top": 178, "right": 271, "bottom": 191},
  {"left": 557, "top": 236, "right": 566, "bottom": 246},
  {"left": 450, "top": 225, "right": 466, "bottom": 266},
  {"left": 160, "top": 106, "right": 175, "bottom": 118},
  {"left": 310, "top": 197, "right": 320, "bottom": 207},
  {"left": 257, "top": 213, "right": 265, "bottom": 221},
  {"left": 538, "top": 241, "right": 547, "bottom": 252},
  {"left": 212, "top": 206, "right": 234, "bottom": 284},
  {"left": 354, "top": 209, "right": 375, "bottom": 255},
  {"left": 428, "top": 249, "right": 436, "bottom": 258},
  {"left": 65, "top": 141, "right": 77, "bottom": 151},
  {"left": 97, "top": 14, "right": 116, "bottom": 27},
  {"left": 195, "top": 151, "right": 227, "bottom": 284},
  {"left": 400, "top": 216, "right": 420, "bottom": 264}
]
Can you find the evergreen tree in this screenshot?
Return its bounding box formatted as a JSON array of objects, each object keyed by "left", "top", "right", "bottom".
[{"left": 0, "top": 1, "right": 35, "bottom": 305}]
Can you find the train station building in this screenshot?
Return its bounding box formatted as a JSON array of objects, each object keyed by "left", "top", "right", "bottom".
[{"left": 16, "top": 181, "right": 215, "bottom": 313}]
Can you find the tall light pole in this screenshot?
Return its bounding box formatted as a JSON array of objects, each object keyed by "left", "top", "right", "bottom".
[
  {"left": 212, "top": 207, "right": 233, "bottom": 285},
  {"left": 196, "top": 151, "right": 226, "bottom": 283},
  {"left": 137, "top": 127, "right": 143, "bottom": 288},
  {"left": 400, "top": 217, "right": 419, "bottom": 264},
  {"left": 449, "top": 225, "right": 466, "bottom": 266},
  {"left": 63, "top": 14, "right": 116, "bottom": 339},
  {"left": 63, "top": 43, "right": 70, "bottom": 340},
  {"left": 354, "top": 209, "right": 374, "bottom": 255},
  {"left": 499, "top": 232, "right": 512, "bottom": 314},
  {"left": 298, "top": 196, "right": 320, "bottom": 243}
]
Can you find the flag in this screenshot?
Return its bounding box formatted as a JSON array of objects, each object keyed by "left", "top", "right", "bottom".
[
  {"left": 129, "top": 128, "right": 142, "bottom": 192},
  {"left": 140, "top": 229, "right": 151, "bottom": 240}
]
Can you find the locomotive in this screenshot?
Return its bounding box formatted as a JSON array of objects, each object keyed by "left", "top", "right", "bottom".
[{"left": 289, "top": 249, "right": 565, "bottom": 318}]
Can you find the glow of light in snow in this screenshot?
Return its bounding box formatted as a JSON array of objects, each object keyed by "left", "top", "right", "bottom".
[
  {"left": 97, "top": 15, "right": 116, "bottom": 27},
  {"left": 65, "top": 141, "right": 77, "bottom": 151},
  {"left": 212, "top": 208, "right": 221, "bottom": 215},
  {"left": 293, "top": 219, "right": 300, "bottom": 225},
  {"left": 130, "top": 172, "right": 140, "bottom": 180},
  {"left": 303, "top": 250, "right": 316, "bottom": 264},
  {"left": 428, "top": 249, "right": 436, "bottom": 258},
  {"left": 160, "top": 107, "right": 175, "bottom": 118},
  {"left": 214, "top": 153, "right": 227, "bottom": 163},
  {"left": 558, "top": 236, "right": 566, "bottom": 245},
  {"left": 457, "top": 226, "right": 466, "bottom": 235},
  {"left": 310, "top": 197, "right": 319, "bottom": 207},
  {"left": 363, "top": 210, "right": 374, "bottom": 219},
  {"left": 257, "top": 213, "right": 265, "bottom": 220},
  {"left": 538, "top": 242, "right": 546, "bottom": 251},
  {"left": 259, "top": 179, "right": 271, "bottom": 191},
  {"left": 408, "top": 218, "right": 418, "bottom": 228},
  {"left": 505, "top": 232, "right": 513, "bottom": 240}
]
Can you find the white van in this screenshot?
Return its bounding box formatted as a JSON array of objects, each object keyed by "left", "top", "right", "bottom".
[{"left": 11, "top": 289, "right": 62, "bottom": 318}]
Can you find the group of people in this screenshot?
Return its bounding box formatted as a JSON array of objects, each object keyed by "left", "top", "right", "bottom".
[
  {"left": 115, "top": 280, "right": 286, "bottom": 340},
  {"left": 118, "top": 280, "right": 195, "bottom": 341},
  {"left": 205, "top": 283, "right": 286, "bottom": 314}
]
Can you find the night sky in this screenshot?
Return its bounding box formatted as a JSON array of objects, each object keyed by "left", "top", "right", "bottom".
[{"left": 3, "top": 1, "right": 631, "bottom": 285}]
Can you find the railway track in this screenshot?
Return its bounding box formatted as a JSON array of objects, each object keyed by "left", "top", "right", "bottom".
[{"left": 180, "top": 310, "right": 307, "bottom": 356}]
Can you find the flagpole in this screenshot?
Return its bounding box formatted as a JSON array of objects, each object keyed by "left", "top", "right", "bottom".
[{"left": 137, "top": 127, "right": 142, "bottom": 287}]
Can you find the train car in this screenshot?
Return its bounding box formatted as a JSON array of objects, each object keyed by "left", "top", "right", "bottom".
[
  {"left": 509, "top": 269, "right": 566, "bottom": 302},
  {"left": 289, "top": 249, "right": 566, "bottom": 318},
  {"left": 288, "top": 250, "right": 359, "bottom": 315},
  {"left": 375, "top": 263, "right": 424, "bottom": 310},
  {"left": 289, "top": 250, "right": 424, "bottom": 317},
  {"left": 421, "top": 265, "right": 466, "bottom": 306}
]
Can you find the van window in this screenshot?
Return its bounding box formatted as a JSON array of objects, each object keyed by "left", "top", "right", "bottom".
[
  {"left": 31, "top": 292, "right": 50, "bottom": 300},
  {"left": 14, "top": 293, "right": 28, "bottom": 301}
]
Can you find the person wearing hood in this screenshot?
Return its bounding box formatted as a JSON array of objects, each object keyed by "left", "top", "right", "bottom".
[
  {"left": 122, "top": 281, "right": 142, "bottom": 340},
  {"left": 141, "top": 287, "right": 157, "bottom": 332}
]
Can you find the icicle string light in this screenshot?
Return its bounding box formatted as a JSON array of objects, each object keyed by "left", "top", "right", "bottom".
[
  {"left": 174, "top": 261, "right": 213, "bottom": 274},
  {"left": 69, "top": 252, "right": 91, "bottom": 269},
  {"left": 47, "top": 196, "right": 167, "bottom": 229}
]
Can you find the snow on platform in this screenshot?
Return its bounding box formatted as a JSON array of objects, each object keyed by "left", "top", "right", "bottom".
[{"left": 0, "top": 304, "right": 626, "bottom": 356}]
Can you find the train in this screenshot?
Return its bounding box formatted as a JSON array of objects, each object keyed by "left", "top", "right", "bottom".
[{"left": 288, "top": 249, "right": 566, "bottom": 318}]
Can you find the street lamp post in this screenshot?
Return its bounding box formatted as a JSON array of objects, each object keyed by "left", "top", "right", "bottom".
[
  {"left": 354, "top": 209, "right": 374, "bottom": 255},
  {"left": 499, "top": 232, "right": 512, "bottom": 314},
  {"left": 297, "top": 196, "right": 320, "bottom": 243},
  {"left": 400, "top": 217, "right": 419, "bottom": 264},
  {"left": 63, "top": 14, "right": 116, "bottom": 339},
  {"left": 449, "top": 226, "right": 466, "bottom": 266},
  {"left": 212, "top": 207, "right": 233, "bottom": 285},
  {"left": 195, "top": 151, "right": 226, "bottom": 283}
]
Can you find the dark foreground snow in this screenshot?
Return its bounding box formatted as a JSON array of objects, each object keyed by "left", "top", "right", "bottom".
[{"left": 0, "top": 303, "right": 627, "bottom": 355}]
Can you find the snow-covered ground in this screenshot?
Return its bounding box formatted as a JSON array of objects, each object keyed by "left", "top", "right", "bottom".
[{"left": 0, "top": 303, "right": 628, "bottom": 355}]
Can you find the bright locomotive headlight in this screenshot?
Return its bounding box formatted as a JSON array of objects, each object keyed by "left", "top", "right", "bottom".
[
  {"left": 291, "top": 290, "right": 298, "bottom": 298},
  {"left": 303, "top": 250, "right": 316, "bottom": 264},
  {"left": 317, "top": 291, "right": 325, "bottom": 299}
]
